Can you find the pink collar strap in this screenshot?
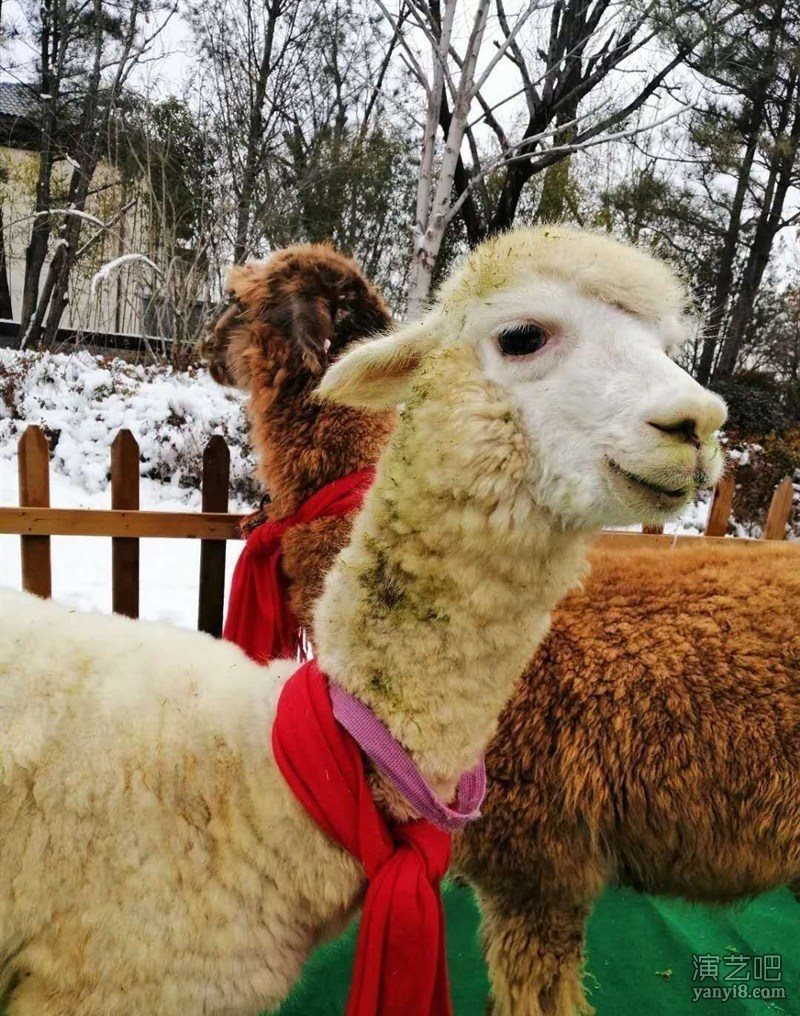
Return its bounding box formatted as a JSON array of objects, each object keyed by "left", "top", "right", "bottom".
[{"left": 329, "top": 683, "right": 486, "bottom": 833}]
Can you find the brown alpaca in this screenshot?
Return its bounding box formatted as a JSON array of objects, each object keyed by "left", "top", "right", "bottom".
[
  {"left": 203, "top": 243, "right": 395, "bottom": 633},
  {"left": 207, "top": 251, "right": 800, "bottom": 1016},
  {"left": 456, "top": 540, "right": 800, "bottom": 1015}
]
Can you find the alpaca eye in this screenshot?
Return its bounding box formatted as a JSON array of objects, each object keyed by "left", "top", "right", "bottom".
[{"left": 497, "top": 324, "right": 548, "bottom": 357}]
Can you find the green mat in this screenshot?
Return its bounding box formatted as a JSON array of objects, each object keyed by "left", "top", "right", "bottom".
[
  {"left": 1, "top": 885, "right": 794, "bottom": 1013},
  {"left": 275, "top": 883, "right": 799, "bottom": 1015}
]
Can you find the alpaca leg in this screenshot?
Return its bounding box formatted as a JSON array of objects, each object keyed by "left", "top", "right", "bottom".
[{"left": 478, "top": 890, "right": 593, "bottom": 1016}]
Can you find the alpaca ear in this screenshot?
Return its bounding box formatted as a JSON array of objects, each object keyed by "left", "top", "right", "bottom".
[
  {"left": 203, "top": 291, "right": 251, "bottom": 390},
  {"left": 316, "top": 321, "right": 437, "bottom": 409},
  {"left": 271, "top": 290, "right": 332, "bottom": 376}
]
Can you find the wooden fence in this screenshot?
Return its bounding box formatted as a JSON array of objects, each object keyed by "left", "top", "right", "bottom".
[
  {"left": 0, "top": 425, "right": 796, "bottom": 634},
  {"left": 2, "top": 426, "right": 239, "bottom": 636}
]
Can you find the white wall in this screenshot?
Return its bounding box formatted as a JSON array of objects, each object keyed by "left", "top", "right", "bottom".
[{"left": 1, "top": 146, "right": 146, "bottom": 335}]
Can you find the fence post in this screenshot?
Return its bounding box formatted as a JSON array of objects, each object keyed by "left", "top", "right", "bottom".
[
  {"left": 198, "top": 436, "right": 230, "bottom": 636},
  {"left": 763, "top": 476, "right": 793, "bottom": 541},
  {"left": 111, "top": 430, "right": 140, "bottom": 617},
  {"left": 18, "top": 425, "right": 52, "bottom": 597},
  {"left": 705, "top": 473, "right": 735, "bottom": 537}
]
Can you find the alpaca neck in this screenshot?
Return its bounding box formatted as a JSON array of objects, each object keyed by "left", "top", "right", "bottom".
[
  {"left": 248, "top": 364, "right": 394, "bottom": 515},
  {"left": 314, "top": 357, "right": 589, "bottom": 801}
]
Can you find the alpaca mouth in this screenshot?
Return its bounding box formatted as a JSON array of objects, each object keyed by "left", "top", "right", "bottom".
[{"left": 607, "top": 459, "right": 691, "bottom": 500}]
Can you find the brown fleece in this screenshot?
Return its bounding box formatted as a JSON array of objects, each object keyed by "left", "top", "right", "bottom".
[
  {"left": 207, "top": 251, "right": 800, "bottom": 1016},
  {"left": 457, "top": 541, "right": 800, "bottom": 1015},
  {"left": 203, "top": 243, "right": 395, "bottom": 633}
]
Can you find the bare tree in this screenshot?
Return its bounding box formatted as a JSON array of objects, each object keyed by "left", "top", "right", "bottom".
[
  {"left": 17, "top": 0, "right": 73, "bottom": 334},
  {"left": 380, "top": 0, "right": 547, "bottom": 316},
  {"left": 190, "top": 0, "right": 319, "bottom": 263},
  {"left": 119, "top": 94, "right": 223, "bottom": 355},
  {"left": 187, "top": 0, "right": 418, "bottom": 307},
  {"left": 261, "top": 1, "right": 417, "bottom": 306},
  {"left": 468, "top": 0, "right": 701, "bottom": 238},
  {"left": 13, "top": 0, "right": 178, "bottom": 347},
  {"left": 379, "top": 0, "right": 708, "bottom": 315},
  {"left": 700, "top": 0, "right": 800, "bottom": 381},
  {"left": 715, "top": 75, "right": 799, "bottom": 379}
]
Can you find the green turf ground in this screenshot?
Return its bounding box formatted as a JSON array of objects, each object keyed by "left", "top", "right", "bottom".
[
  {"left": 2, "top": 884, "right": 794, "bottom": 1014},
  {"left": 275, "top": 883, "right": 799, "bottom": 1015}
]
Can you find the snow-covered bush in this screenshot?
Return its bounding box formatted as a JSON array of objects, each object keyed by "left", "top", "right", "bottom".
[
  {"left": 726, "top": 429, "right": 800, "bottom": 538},
  {"left": 0, "top": 349, "right": 260, "bottom": 504}
]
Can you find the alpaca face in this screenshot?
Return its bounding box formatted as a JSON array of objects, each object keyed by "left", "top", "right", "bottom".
[
  {"left": 470, "top": 277, "right": 727, "bottom": 528},
  {"left": 318, "top": 228, "right": 728, "bottom": 532}
]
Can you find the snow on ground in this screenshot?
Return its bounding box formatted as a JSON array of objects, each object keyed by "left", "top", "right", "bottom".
[
  {"left": 0, "top": 349, "right": 254, "bottom": 628},
  {"left": 0, "top": 348, "right": 258, "bottom": 501},
  {"left": 0, "top": 347, "right": 739, "bottom": 626}
]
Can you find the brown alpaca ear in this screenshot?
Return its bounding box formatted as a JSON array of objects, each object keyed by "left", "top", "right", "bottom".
[
  {"left": 316, "top": 320, "right": 438, "bottom": 409},
  {"left": 203, "top": 264, "right": 264, "bottom": 390},
  {"left": 266, "top": 291, "right": 333, "bottom": 376},
  {"left": 202, "top": 297, "right": 252, "bottom": 390}
]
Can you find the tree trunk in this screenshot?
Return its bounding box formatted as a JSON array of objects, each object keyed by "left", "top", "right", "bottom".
[
  {"left": 20, "top": 1, "right": 59, "bottom": 338},
  {"left": 39, "top": 170, "right": 94, "bottom": 346},
  {"left": 233, "top": 0, "right": 280, "bottom": 264},
  {"left": 438, "top": 87, "right": 486, "bottom": 248},
  {"left": 23, "top": 240, "right": 62, "bottom": 347},
  {"left": 0, "top": 209, "right": 13, "bottom": 320},
  {"left": 406, "top": 248, "right": 436, "bottom": 321},
  {"left": 405, "top": 0, "right": 458, "bottom": 318},
  {"left": 486, "top": 129, "right": 544, "bottom": 236},
  {"left": 20, "top": 218, "right": 52, "bottom": 338},
  {"left": 713, "top": 73, "right": 799, "bottom": 381},
  {"left": 534, "top": 101, "right": 579, "bottom": 223},
  {"left": 696, "top": 65, "right": 774, "bottom": 383}
]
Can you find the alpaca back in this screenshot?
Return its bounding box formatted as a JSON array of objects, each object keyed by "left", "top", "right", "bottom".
[
  {"left": 455, "top": 542, "right": 800, "bottom": 899},
  {"left": 0, "top": 589, "right": 285, "bottom": 779},
  {"left": 0, "top": 590, "right": 297, "bottom": 964}
]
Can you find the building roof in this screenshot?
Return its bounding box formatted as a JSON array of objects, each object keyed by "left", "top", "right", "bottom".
[{"left": 0, "top": 82, "right": 41, "bottom": 121}]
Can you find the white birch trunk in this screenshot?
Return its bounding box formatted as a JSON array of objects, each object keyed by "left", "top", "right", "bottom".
[
  {"left": 404, "top": 0, "right": 543, "bottom": 318},
  {"left": 407, "top": 0, "right": 458, "bottom": 320}
]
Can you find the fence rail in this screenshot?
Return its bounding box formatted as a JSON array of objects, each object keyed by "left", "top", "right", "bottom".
[
  {"left": 1, "top": 506, "right": 242, "bottom": 539},
  {"left": 1, "top": 426, "right": 796, "bottom": 634},
  {"left": 5, "top": 425, "right": 236, "bottom": 636}
]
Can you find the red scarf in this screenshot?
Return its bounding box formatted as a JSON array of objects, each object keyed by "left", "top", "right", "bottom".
[
  {"left": 273, "top": 659, "right": 453, "bottom": 1016},
  {"left": 223, "top": 468, "right": 375, "bottom": 663}
]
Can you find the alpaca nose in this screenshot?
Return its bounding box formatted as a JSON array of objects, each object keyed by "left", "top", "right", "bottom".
[
  {"left": 648, "top": 417, "right": 700, "bottom": 447},
  {"left": 647, "top": 389, "right": 727, "bottom": 445}
]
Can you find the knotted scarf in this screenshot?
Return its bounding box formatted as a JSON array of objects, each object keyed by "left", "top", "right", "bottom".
[
  {"left": 223, "top": 468, "right": 375, "bottom": 663},
  {"left": 226, "top": 467, "right": 482, "bottom": 1013},
  {"left": 272, "top": 659, "right": 454, "bottom": 1016}
]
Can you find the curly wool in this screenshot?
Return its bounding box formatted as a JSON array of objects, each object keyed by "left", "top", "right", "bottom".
[
  {"left": 457, "top": 540, "right": 800, "bottom": 1015},
  {"left": 203, "top": 242, "right": 396, "bottom": 634},
  {"left": 0, "top": 592, "right": 365, "bottom": 1015}
]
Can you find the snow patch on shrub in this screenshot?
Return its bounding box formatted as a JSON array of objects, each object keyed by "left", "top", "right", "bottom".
[{"left": 0, "top": 349, "right": 260, "bottom": 505}]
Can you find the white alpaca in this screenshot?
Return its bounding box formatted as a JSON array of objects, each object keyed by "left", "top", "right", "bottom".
[{"left": 0, "top": 227, "right": 727, "bottom": 1015}]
